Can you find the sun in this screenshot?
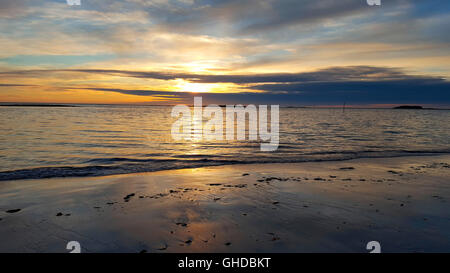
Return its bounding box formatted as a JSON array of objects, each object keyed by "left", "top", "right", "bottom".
[{"left": 176, "top": 81, "right": 214, "bottom": 93}]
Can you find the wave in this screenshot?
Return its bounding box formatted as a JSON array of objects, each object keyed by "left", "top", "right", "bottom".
[{"left": 1, "top": 149, "right": 450, "bottom": 181}]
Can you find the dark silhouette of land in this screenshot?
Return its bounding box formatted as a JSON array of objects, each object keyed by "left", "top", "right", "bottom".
[
  {"left": 393, "top": 105, "right": 444, "bottom": 110},
  {"left": 394, "top": 105, "right": 424, "bottom": 109},
  {"left": 0, "top": 104, "right": 77, "bottom": 107}
]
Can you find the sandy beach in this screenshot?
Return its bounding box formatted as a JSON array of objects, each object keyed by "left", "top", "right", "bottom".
[{"left": 0, "top": 155, "right": 449, "bottom": 253}]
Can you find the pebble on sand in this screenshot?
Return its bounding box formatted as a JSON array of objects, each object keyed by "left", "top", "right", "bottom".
[{"left": 123, "top": 193, "right": 135, "bottom": 201}]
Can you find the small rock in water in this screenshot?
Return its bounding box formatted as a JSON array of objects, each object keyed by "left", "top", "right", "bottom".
[
  {"left": 56, "top": 212, "right": 63, "bottom": 216},
  {"left": 176, "top": 222, "right": 188, "bottom": 227},
  {"left": 340, "top": 167, "right": 355, "bottom": 170},
  {"left": 242, "top": 173, "right": 250, "bottom": 176},
  {"left": 225, "top": 242, "right": 231, "bottom": 246},
  {"left": 272, "top": 201, "right": 280, "bottom": 205},
  {"left": 6, "top": 209, "right": 21, "bottom": 214},
  {"left": 65, "top": 214, "right": 71, "bottom": 216},
  {"left": 185, "top": 239, "right": 192, "bottom": 244}
]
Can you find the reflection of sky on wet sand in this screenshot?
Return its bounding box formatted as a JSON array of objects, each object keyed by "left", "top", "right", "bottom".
[{"left": 1, "top": 156, "right": 449, "bottom": 252}]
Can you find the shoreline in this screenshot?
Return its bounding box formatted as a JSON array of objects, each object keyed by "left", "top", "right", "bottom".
[
  {"left": 0, "top": 155, "right": 449, "bottom": 253},
  {"left": 1, "top": 152, "right": 450, "bottom": 182}
]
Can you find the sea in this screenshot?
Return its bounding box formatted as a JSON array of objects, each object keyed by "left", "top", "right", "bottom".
[{"left": 1, "top": 105, "right": 449, "bottom": 181}]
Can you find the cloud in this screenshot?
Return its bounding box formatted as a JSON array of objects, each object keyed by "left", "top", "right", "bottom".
[
  {"left": 1, "top": 65, "right": 441, "bottom": 83},
  {"left": 0, "top": 83, "right": 35, "bottom": 87},
  {"left": 68, "top": 79, "right": 450, "bottom": 105},
  {"left": 1, "top": 1, "right": 449, "bottom": 105},
  {"left": 12, "top": 65, "right": 444, "bottom": 105},
  {"left": 0, "top": 0, "right": 32, "bottom": 18}
]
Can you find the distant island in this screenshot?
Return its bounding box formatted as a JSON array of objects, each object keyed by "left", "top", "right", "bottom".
[
  {"left": 393, "top": 105, "right": 443, "bottom": 110},
  {"left": 0, "top": 104, "right": 77, "bottom": 107},
  {"left": 393, "top": 105, "right": 424, "bottom": 109}
]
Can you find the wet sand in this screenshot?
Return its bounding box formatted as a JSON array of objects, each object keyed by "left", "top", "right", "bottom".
[{"left": 0, "top": 155, "right": 449, "bottom": 253}]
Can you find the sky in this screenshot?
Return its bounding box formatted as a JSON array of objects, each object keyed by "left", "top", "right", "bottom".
[{"left": 0, "top": 0, "right": 449, "bottom": 106}]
